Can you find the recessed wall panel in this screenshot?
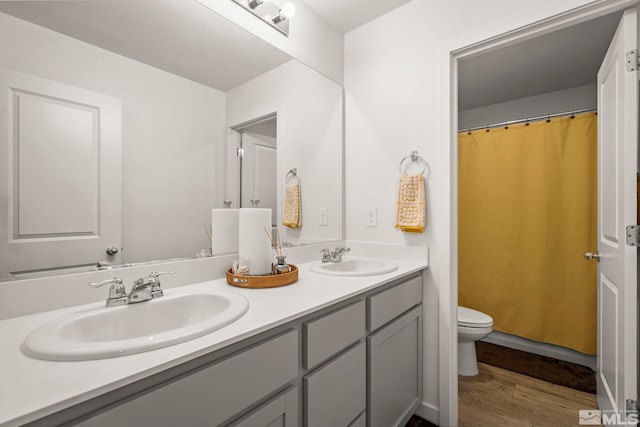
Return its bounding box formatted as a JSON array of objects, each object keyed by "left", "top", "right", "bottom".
[
  {"left": 598, "top": 273, "right": 619, "bottom": 407},
  {"left": 600, "top": 61, "right": 619, "bottom": 247},
  {"left": 13, "top": 90, "right": 98, "bottom": 237},
  {"left": 254, "top": 144, "right": 277, "bottom": 225}
]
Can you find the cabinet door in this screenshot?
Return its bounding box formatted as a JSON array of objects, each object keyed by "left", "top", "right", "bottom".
[
  {"left": 368, "top": 305, "right": 422, "bottom": 427},
  {"left": 228, "top": 387, "right": 298, "bottom": 427},
  {"left": 304, "top": 342, "right": 366, "bottom": 427}
]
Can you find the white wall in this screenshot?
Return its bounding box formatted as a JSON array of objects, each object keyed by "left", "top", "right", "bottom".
[
  {"left": 0, "top": 12, "right": 226, "bottom": 263},
  {"left": 226, "top": 60, "right": 343, "bottom": 244},
  {"left": 459, "top": 83, "right": 597, "bottom": 130},
  {"left": 343, "top": 1, "right": 621, "bottom": 425},
  {"left": 198, "top": 0, "right": 344, "bottom": 85}
]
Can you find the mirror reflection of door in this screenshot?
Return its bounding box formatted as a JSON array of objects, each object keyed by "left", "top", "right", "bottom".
[
  {"left": 0, "top": 69, "right": 122, "bottom": 280},
  {"left": 235, "top": 115, "right": 277, "bottom": 227}
]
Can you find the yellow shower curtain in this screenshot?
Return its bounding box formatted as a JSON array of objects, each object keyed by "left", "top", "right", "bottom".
[{"left": 458, "top": 112, "right": 597, "bottom": 355}]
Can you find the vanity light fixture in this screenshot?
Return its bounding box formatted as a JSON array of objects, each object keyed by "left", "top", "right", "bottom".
[{"left": 231, "top": 0, "right": 293, "bottom": 36}]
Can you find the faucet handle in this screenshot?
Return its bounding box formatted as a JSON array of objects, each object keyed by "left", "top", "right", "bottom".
[
  {"left": 147, "top": 271, "right": 174, "bottom": 299},
  {"left": 88, "top": 277, "right": 127, "bottom": 306},
  {"left": 320, "top": 248, "right": 331, "bottom": 263},
  {"left": 148, "top": 271, "right": 175, "bottom": 279}
]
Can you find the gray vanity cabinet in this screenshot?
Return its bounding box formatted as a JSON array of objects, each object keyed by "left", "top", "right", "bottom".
[
  {"left": 45, "top": 272, "right": 424, "bottom": 427},
  {"left": 367, "top": 275, "right": 423, "bottom": 427}
]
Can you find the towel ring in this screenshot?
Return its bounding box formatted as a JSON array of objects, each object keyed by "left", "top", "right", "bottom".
[
  {"left": 286, "top": 168, "right": 299, "bottom": 184},
  {"left": 399, "top": 151, "right": 428, "bottom": 176}
]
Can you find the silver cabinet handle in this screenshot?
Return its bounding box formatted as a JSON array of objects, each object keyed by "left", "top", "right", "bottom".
[{"left": 584, "top": 252, "right": 600, "bottom": 261}]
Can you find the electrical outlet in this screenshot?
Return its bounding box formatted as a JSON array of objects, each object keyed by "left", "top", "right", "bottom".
[
  {"left": 319, "top": 208, "right": 328, "bottom": 226},
  {"left": 365, "top": 207, "right": 377, "bottom": 227}
]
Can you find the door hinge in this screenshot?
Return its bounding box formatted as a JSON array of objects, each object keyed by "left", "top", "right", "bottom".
[
  {"left": 626, "top": 399, "right": 639, "bottom": 411},
  {"left": 626, "top": 225, "right": 640, "bottom": 246},
  {"left": 237, "top": 147, "right": 245, "bottom": 158},
  {"left": 626, "top": 49, "right": 639, "bottom": 72}
]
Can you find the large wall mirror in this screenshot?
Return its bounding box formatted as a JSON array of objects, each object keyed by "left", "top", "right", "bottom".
[{"left": 0, "top": 0, "right": 343, "bottom": 282}]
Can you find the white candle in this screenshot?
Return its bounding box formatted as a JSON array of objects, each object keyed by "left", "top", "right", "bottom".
[{"left": 238, "top": 208, "right": 273, "bottom": 275}]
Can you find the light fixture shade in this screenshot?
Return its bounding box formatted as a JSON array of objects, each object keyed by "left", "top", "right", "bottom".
[{"left": 281, "top": 3, "right": 295, "bottom": 18}]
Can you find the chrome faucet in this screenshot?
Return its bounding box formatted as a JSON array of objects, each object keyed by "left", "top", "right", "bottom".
[
  {"left": 321, "top": 246, "right": 351, "bottom": 263},
  {"left": 128, "top": 271, "right": 174, "bottom": 304},
  {"left": 89, "top": 271, "right": 174, "bottom": 306},
  {"left": 89, "top": 277, "right": 127, "bottom": 307},
  {"left": 331, "top": 246, "right": 350, "bottom": 262}
]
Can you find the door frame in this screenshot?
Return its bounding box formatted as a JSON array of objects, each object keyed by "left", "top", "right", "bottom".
[{"left": 447, "top": 0, "right": 637, "bottom": 425}]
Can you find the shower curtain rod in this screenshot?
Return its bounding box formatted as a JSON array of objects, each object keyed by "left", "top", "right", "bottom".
[{"left": 459, "top": 107, "right": 597, "bottom": 133}]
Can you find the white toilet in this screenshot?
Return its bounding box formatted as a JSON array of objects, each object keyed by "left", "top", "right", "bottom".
[{"left": 458, "top": 306, "right": 493, "bottom": 376}]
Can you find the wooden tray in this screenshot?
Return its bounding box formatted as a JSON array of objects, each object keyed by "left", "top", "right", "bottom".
[{"left": 227, "top": 265, "right": 298, "bottom": 289}]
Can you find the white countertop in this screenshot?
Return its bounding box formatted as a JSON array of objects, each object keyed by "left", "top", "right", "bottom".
[{"left": 0, "top": 258, "right": 427, "bottom": 427}]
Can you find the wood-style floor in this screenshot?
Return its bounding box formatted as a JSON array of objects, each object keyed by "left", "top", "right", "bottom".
[
  {"left": 406, "top": 362, "right": 598, "bottom": 426},
  {"left": 458, "top": 363, "right": 599, "bottom": 426}
]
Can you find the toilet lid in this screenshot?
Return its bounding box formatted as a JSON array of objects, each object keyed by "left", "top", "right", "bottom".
[{"left": 458, "top": 306, "right": 493, "bottom": 327}]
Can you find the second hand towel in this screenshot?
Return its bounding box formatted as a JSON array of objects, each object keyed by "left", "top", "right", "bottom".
[
  {"left": 395, "top": 173, "right": 425, "bottom": 232},
  {"left": 283, "top": 183, "right": 302, "bottom": 228}
]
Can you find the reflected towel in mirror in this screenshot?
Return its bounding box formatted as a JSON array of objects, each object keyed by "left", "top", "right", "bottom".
[{"left": 283, "top": 184, "right": 302, "bottom": 228}]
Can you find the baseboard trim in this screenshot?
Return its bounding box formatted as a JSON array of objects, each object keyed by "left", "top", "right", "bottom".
[
  {"left": 415, "top": 402, "right": 439, "bottom": 425},
  {"left": 482, "top": 331, "right": 596, "bottom": 370}
]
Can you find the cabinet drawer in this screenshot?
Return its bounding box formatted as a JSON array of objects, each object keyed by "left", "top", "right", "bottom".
[
  {"left": 368, "top": 275, "right": 422, "bottom": 332},
  {"left": 304, "top": 342, "right": 366, "bottom": 427},
  {"left": 304, "top": 300, "right": 365, "bottom": 369},
  {"left": 78, "top": 329, "right": 298, "bottom": 427}
]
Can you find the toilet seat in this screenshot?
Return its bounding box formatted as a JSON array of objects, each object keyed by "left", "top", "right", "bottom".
[{"left": 458, "top": 306, "right": 493, "bottom": 328}]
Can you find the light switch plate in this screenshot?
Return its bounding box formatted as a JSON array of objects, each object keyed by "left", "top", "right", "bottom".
[
  {"left": 319, "top": 208, "right": 328, "bottom": 226},
  {"left": 365, "top": 207, "right": 377, "bottom": 227}
]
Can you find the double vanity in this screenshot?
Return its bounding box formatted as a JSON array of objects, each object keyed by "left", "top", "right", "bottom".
[{"left": 0, "top": 253, "right": 427, "bottom": 427}]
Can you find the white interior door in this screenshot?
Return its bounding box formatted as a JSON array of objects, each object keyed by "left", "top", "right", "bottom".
[
  {"left": 596, "top": 7, "right": 638, "bottom": 418},
  {"left": 0, "top": 69, "right": 122, "bottom": 279},
  {"left": 241, "top": 132, "right": 277, "bottom": 226}
]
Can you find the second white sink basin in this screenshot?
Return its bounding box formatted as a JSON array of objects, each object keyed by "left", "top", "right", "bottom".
[
  {"left": 22, "top": 289, "right": 249, "bottom": 361},
  {"left": 309, "top": 258, "right": 398, "bottom": 277}
]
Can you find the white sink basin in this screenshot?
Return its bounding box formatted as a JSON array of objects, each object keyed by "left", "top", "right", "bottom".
[
  {"left": 22, "top": 289, "right": 249, "bottom": 361},
  {"left": 309, "top": 258, "right": 398, "bottom": 277}
]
